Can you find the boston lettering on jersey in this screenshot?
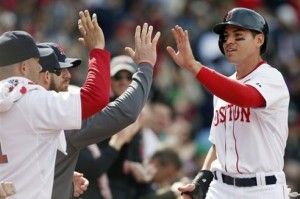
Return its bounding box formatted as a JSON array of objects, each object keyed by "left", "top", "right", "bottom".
[{"left": 213, "top": 104, "right": 250, "bottom": 126}]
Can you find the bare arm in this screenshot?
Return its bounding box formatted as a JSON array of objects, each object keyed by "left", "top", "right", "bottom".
[
  {"left": 201, "top": 145, "right": 217, "bottom": 170},
  {"left": 178, "top": 145, "right": 216, "bottom": 199}
]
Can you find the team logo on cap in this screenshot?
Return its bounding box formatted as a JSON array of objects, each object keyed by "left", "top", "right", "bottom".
[
  {"left": 225, "top": 11, "right": 233, "bottom": 21},
  {"left": 55, "top": 44, "right": 66, "bottom": 55}
]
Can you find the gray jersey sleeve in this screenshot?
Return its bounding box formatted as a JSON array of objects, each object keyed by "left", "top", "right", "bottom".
[{"left": 65, "top": 62, "right": 153, "bottom": 151}]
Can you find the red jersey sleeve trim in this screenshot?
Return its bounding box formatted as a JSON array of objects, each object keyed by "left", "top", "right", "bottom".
[
  {"left": 196, "top": 67, "right": 265, "bottom": 107},
  {"left": 80, "top": 49, "right": 111, "bottom": 119}
]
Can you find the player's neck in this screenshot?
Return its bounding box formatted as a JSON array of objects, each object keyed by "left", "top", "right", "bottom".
[{"left": 235, "top": 57, "right": 264, "bottom": 79}]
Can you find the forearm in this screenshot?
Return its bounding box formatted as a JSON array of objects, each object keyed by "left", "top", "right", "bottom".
[
  {"left": 201, "top": 145, "right": 216, "bottom": 170},
  {"left": 68, "top": 63, "right": 153, "bottom": 149},
  {"left": 80, "top": 49, "right": 110, "bottom": 119},
  {"left": 196, "top": 67, "right": 265, "bottom": 107}
]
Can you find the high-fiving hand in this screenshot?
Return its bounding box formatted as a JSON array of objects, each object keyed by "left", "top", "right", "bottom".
[
  {"left": 125, "top": 23, "right": 160, "bottom": 67},
  {"left": 78, "top": 10, "right": 105, "bottom": 51},
  {"left": 167, "top": 25, "right": 202, "bottom": 75}
]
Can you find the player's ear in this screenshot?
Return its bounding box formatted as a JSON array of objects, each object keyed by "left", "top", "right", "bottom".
[
  {"left": 37, "top": 70, "right": 50, "bottom": 88},
  {"left": 17, "top": 61, "right": 27, "bottom": 76},
  {"left": 256, "top": 33, "right": 264, "bottom": 48},
  {"left": 44, "top": 71, "right": 52, "bottom": 85}
]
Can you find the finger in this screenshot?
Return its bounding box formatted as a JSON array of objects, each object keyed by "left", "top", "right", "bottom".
[
  {"left": 134, "top": 25, "right": 141, "bottom": 49},
  {"left": 84, "top": 179, "right": 89, "bottom": 186},
  {"left": 79, "top": 11, "right": 88, "bottom": 35},
  {"left": 166, "top": 46, "right": 176, "bottom": 58},
  {"left": 92, "top": 13, "right": 99, "bottom": 31},
  {"left": 73, "top": 172, "right": 83, "bottom": 177},
  {"left": 84, "top": 10, "right": 94, "bottom": 31},
  {"left": 151, "top": 31, "right": 160, "bottom": 48},
  {"left": 80, "top": 185, "right": 88, "bottom": 191},
  {"left": 78, "top": 38, "right": 85, "bottom": 46},
  {"left": 9, "top": 183, "right": 16, "bottom": 195},
  {"left": 178, "top": 183, "right": 195, "bottom": 192},
  {"left": 184, "top": 30, "right": 191, "bottom": 46},
  {"left": 175, "top": 26, "right": 184, "bottom": 47},
  {"left": 125, "top": 47, "right": 135, "bottom": 58},
  {"left": 0, "top": 185, "right": 6, "bottom": 197},
  {"left": 141, "top": 23, "right": 148, "bottom": 44},
  {"left": 78, "top": 19, "right": 86, "bottom": 36},
  {"left": 171, "top": 28, "right": 180, "bottom": 45},
  {"left": 3, "top": 183, "right": 15, "bottom": 196},
  {"left": 145, "top": 25, "right": 153, "bottom": 44}
]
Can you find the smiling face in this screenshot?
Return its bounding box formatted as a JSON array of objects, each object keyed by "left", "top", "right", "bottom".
[{"left": 222, "top": 25, "right": 264, "bottom": 64}]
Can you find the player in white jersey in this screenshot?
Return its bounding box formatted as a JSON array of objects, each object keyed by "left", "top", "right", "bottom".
[
  {"left": 0, "top": 10, "right": 111, "bottom": 199},
  {"left": 167, "top": 7, "right": 291, "bottom": 199}
]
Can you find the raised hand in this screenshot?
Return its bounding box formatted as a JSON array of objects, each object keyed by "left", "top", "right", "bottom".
[
  {"left": 125, "top": 23, "right": 160, "bottom": 67},
  {"left": 78, "top": 10, "right": 105, "bottom": 51},
  {"left": 166, "top": 25, "right": 201, "bottom": 75}
]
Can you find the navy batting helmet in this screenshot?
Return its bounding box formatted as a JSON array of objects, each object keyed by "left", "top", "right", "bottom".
[{"left": 213, "top": 7, "right": 269, "bottom": 54}]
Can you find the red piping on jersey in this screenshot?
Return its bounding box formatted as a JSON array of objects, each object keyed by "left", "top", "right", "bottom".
[
  {"left": 232, "top": 119, "right": 241, "bottom": 173},
  {"left": 225, "top": 108, "right": 227, "bottom": 173}
]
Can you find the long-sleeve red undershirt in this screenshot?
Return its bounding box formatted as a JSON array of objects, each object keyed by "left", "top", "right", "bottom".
[
  {"left": 80, "top": 49, "right": 110, "bottom": 120},
  {"left": 196, "top": 66, "right": 265, "bottom": 108}
]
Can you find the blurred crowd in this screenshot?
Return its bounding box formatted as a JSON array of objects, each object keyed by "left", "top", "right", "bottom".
[{"left": 1, "top": 0, "right": 300, "bottom": 196}]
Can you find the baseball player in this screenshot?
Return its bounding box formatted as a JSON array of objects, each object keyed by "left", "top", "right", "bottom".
[
  {"left": 35, "top": 23, "right": 160, "bottom": 199},
  {"left": 0, "top": 10, "right": 111, "bottom": 199},
  {"left": 167, "top": 7, "right": 290, "bottom": 199}
]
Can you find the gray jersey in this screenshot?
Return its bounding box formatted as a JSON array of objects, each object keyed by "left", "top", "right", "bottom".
[{"left": 52, "top": 63, "right": 153, "bottom": 199}]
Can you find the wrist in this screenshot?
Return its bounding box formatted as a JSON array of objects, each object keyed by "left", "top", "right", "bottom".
[
  {"left": 192, "top": 170, "right": 213, "bottom": 185},
  {"left": 187, "top": 60, "right": 202, "bottom": 76}
]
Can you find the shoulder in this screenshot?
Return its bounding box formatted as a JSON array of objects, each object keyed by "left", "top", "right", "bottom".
[{"left": 250, "top": 63, "right": 285, "bottom": 81}]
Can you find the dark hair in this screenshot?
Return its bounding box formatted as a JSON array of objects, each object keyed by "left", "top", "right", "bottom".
[{"left": 151, "top": 148, "right": 182, "bottom": 170}]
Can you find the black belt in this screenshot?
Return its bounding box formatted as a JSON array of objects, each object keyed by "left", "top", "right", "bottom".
[{"left": 213, "top": 171, "right": 277, "bottom": 187}]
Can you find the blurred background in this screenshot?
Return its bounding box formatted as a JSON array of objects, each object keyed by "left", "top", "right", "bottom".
[{"left": 1, "top": 0, "right": 300, "bottom": 193}]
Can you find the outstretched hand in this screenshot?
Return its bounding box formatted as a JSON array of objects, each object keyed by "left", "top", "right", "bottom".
[
  {"left": 125, "top": 23, "right": 160, "bottom": 67},
  {"left": 78, "top": 10, "right": 105, "bottom": 51},
  {"left": 166, "top": 25, "right": 202, "bottom": 75}
]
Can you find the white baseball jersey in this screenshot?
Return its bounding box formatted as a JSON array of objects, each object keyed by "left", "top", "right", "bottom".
[
  {"left": 0, "top": 77, "right": 82, "bottom": 199},
  {"left": 209, "top": 63, "right": 290, "bottom": 175}
]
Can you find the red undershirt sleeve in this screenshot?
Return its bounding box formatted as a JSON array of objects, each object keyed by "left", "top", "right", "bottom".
[
  {"left": 80, "top": 49, "right": 110, "bottom": 120},
  {"left": 196, "top": 66, "right": 265, "bottom": 108}
]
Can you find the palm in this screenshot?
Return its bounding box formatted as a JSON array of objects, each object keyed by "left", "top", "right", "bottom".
[{"left": 167, "top": 25, "right": 195, "bottom": 69}]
